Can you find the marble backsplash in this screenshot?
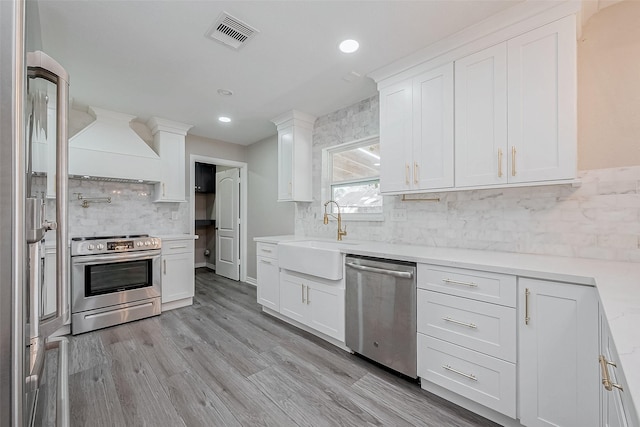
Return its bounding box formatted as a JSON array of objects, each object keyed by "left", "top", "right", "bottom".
[
  {"left": 31, "top": 176, "right": 189, "bottom": 238},
  {"left": 295, "top": 95, "right": 640, "bottom": 263}
]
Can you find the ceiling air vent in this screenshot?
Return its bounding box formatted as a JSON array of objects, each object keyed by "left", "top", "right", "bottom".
[{"left": 205, "top": 12, "right": 258, "bottom": 50}]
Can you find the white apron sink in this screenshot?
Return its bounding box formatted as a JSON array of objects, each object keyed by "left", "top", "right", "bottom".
[{"left": 277, "top": 240, "right": 357, "bottom": 280}]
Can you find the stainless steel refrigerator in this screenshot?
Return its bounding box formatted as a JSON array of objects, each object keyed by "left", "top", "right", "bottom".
[{"left": 1, "top": 1, "right": 70, "bottom": 425}]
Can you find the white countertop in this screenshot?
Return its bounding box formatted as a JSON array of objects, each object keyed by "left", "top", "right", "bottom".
[{"left": 255, "top": 235, "right": 640, "bottom": 418}]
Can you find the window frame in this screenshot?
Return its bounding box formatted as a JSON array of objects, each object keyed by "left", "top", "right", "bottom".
[{"left": 321, "top": 135, "right": 384, "bottom": 222}]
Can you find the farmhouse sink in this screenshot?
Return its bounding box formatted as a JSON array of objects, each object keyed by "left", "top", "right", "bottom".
[{"left": 278, "top": 240, "right": 358, "bottom": 280}]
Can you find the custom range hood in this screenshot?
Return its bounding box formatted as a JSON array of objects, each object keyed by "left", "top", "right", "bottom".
[{"left": 69, "top": 106, "right": 161, "bottom": 182}]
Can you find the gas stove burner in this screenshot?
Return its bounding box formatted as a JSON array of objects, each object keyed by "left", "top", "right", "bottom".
[
  {"left": 71, "top": 234, "right": 149, "bottom": 241},
  {"left": 71, "top": 235, "right": 125, "bottom": 241}
]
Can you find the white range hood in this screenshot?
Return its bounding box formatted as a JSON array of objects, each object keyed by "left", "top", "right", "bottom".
[{"left": 68, "top": 106, "right": 161, "bottom": 182}]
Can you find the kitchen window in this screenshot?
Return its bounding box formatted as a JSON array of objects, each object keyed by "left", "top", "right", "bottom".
[{"left": 322, "top": 136, "right": 383, "bottom": 221}]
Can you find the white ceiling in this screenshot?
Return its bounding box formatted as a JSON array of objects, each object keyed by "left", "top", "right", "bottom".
[{"left": 35, "top": 0, "right": 521, "bottom": 146}]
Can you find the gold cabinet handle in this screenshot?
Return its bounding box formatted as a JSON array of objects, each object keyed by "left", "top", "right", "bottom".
[
  {"left": 162, "top": 182, "right": 166, "bottom": 197},
  {"left": 442, "top": 365, "right": 477, "bottom": 381},
  {"left": 498, "top": 148, "right": 503, "bottom": 178},
  {"left": 599, "top": 355, "right": 624, "bottom": 392},
  {"left": 525, "top": 288, "right": 530, "bottom": 325},
  {"left": 443, "top": 317, "right": 477, "bottom": 329},
  {"left": 511, "top": 146, "right": 517, "bottom": 176},
  {"left": 163, "top": 259, "right": 166, "bottom": 275},
  {"left": 405, "top": 163, "right": 410, "bottom": 185},
  {"left": 414, "top": 162, "right": 419, "bottom": 184},
  {"left": 260, "top": 259, "right": 272, "bottom": 265},
  {"left": 442, "top": 278, "right": 478, "bottom": 288},
  {"left": 301, "top": 284, "right": 305, "bottom": 303},
  {"left": 306, "top": 286, "right": 310, "bottom": 305}
]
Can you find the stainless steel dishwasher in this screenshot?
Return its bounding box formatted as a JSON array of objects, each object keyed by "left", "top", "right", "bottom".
[{"left": 345, "top": 255, "right": 417, "bottom": 378}]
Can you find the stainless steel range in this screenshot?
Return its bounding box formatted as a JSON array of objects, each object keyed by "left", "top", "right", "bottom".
[{"left": 71, "top": 234, "right": 162, "bottom": 334}]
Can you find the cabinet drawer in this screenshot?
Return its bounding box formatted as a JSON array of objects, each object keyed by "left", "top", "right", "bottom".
[
  {"left": 418, "top": 334, "right": 516, "bottom": 418},
  {"left": 417, "top": 290, "right": 515, "bottom": 362},
  {"left": 418, "top": 264, "right": 516, "bottom": 307},
  {"left": 161, "top": 239, "right": 194, "bottom": 255},
  {"left": 257, "top": 242, "right": 278, "bottom": 260}
]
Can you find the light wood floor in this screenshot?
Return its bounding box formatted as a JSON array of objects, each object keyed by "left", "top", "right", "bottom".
[{"left": 45, "top": 269, "right": 499, "bottom": 426}]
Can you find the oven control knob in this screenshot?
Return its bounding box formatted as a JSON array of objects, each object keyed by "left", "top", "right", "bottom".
[
  {"left": 144, "top": 241, "right": 150, "bottom": 246},
  {"left": 136, "top": 241, "right": 142, "bottom": 247},
  {"left": 97, "top": 243, "right": 105, "bottom": 250},
  {"left": 87, "top": 244, "right": 95, "bottom": 250}
]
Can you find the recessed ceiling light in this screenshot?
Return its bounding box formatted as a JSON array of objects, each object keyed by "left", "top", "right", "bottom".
[
  {"left": 339, "top": 39, "right": 359, "bottom": 54},
  {"left": 218, "top": 116, "right": 231, "bottom": 123},
  {"left": 217, "top": 89, "right": 233, "bottom": 96}
]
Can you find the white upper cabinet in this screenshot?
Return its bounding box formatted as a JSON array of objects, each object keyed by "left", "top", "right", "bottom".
[
  {"left": 377, "top": 10, "right": 578, "bottom": 192},
  {"left": 507, "top": 15, "right": 577, "bottom": 183},
  {"left": 455, "top": 43, "right": 508, "bottom": 187},
  {"left": 379, "top": 80, "right": 413, "bottom": 193},
  {"left": 271, "top": 110, "right": 316, "bottom": 202},
  {"left": 147, "top": 117, "right": 192, "bottom": 203},
  {"left": 379, "top": 63, "right": 454, "bottom": 194}
]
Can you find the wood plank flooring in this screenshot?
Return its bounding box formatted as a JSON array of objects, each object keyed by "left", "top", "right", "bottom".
[{"left": 45, "top": 269, "right": 500, "bottom": 426}]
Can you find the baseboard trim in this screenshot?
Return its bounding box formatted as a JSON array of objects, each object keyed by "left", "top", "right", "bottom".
[
  {"left": 195, "top": 262, "right": 206, "bottom": 268},
  {"left": 261, "top": 306, "right": 350, "bottom": 352},
  {"left": 419, "top": 380, "right": 522, "bottom": 427},
  {"left": 162, "top": 297, "right": 193, "bottom": 312},
  {"left": 245, "top": 277, "right": 257, "bottom": 287}
]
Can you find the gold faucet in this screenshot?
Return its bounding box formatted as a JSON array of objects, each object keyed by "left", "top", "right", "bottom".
[{"left": 323, "top": 200, "right": 347, "bottom": 241}]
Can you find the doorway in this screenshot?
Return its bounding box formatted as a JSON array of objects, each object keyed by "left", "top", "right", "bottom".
[{"left": 189, "top": 155, "right": 248, "bottom": 282}]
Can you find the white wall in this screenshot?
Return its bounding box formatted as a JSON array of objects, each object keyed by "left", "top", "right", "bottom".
[
  {"left": 578, "top": 0, "right": 640, "bottom": 169},
  {"left": 246, "top": 134, "right": 295, "bottom": 280}
]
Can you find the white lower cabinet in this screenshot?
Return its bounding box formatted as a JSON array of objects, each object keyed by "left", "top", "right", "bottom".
[
  {"left": 600, "top": 305, "right": 638, "bottom": 427},
  {"left": 256, "top": 242, "right": 279, "bottom": 311},
  {"left": 518, "top": 278, "right": 599, "bottom": 427},
  {"left": 418, "top": 334, "right": 516, "bottom": 417},
  {"left": 279, "top": 271, "right": 345, "bottom": 342},
  {"left": 161, "top": 238, "right": 194, "bottom": 309},
  {"left": 417, "top": 265, "right": 517, "bottom": 418}
]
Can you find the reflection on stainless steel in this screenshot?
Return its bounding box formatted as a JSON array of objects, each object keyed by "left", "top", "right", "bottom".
[
  {"left": 345, "top": 255, "right": 417, "bottom": 378},
  {"left": 71, "top": 235, "right": 162, "bottom": 335}
]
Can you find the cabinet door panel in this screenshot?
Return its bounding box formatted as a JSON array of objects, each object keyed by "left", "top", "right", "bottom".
[
  {"left": 162, "top": 252, "right": 195, "bottom": 303},
  {"left": 257, "top": 257, "right": 279, "bottom": 311},
  {"left": 455, "top": 43, "right": 507, "bottom": 187},
  {"left": 519, "top": 278, "right": 598, "bottom": 427},
  {"left": 277, "top": 127, "right": 294, "bottom": 201},
  {"left": 307, "top": 284, "right": 344, "bottom": 342},
  {"left": 413, "top": 63, "right": 454, "bottom": 190},
  {"left": 380, "top": 80, "right": 413, "bottom": 193},
  {"left": 507, "top": 15, "right": 576, "bottom": 183},
  {"left": 279, "top": 273, "right": 306, "bottom": 324}
]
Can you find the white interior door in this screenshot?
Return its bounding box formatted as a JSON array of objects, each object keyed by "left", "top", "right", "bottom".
[{"left": 215, "top": 168, "right": 240, "bottom": 281}]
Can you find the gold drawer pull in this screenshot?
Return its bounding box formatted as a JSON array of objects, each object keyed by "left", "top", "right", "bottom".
[
  {"left": 442, "top": 365, "right": 477, "bottom": 381},
  {"left": 442, "top": 278, "right": 478, "bottom": 288},
  {"left": 261, "top": 248, "right": 273, "bottom": 253},
  {"left": 405, "top": 163, "right": 410, "bottom": 185},
  {"left": 443, "top": 317, "right": 477, "bottom": 329},
  {"left": 498, "top": 148, "right": 503, "bottom": 178},
  {"left": 260, "top": 260, "right": 272, "bottom": 265},
  {"left": 599, "top": 355, "right": 624, "bottom": 392},
  {"left": 511, "top": 146, "right": 517, "bottom": 176},
  {"left": 301, "top": 284, "right": 305, "bottom": 303},
  {"left": 414, "top": 162, "right": 419, "bottom": 184}
]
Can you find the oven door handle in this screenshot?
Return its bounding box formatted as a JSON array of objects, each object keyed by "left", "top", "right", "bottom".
[{"left": 72, "top": 250, "right": 161, "bottom": 264}]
